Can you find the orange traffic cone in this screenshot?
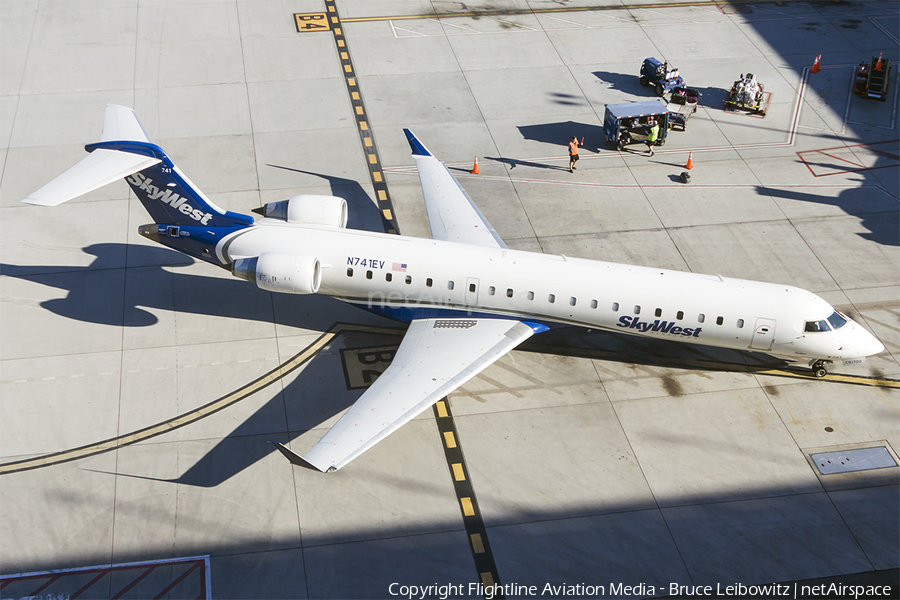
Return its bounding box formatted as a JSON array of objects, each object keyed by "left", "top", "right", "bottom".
[
  {"left": 811, "top": 55, "right": 821, "bottom": 73},
  {"left": 685, "top": 151, "right": 694, "bottom": 170},
  {"left": 472, "top": 156, "right": 479, "bottom": 174},
  {"left": 875, "top": 51, "right": 883, "bottom": 71}
]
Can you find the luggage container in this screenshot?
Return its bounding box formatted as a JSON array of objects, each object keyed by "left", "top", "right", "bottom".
[{"left": 604, "top": 101, "right": 670, "bottom": 151}]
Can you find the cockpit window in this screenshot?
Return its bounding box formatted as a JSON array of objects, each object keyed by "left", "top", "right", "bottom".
[
  {"left": 827, "top": 311, "right": 847, "bottom": 330},
  {"left": 805, "top": 319, "right": 831, "bottom": 333}
]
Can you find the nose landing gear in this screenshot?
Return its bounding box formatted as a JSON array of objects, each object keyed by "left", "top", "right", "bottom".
[{"left": 811, "top": 359, "right": 829, "bottom": 378}]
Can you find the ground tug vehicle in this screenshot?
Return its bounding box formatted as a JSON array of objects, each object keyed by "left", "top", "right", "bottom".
[{"left": 639, "top": 57, "right": 684, "bottom": 96}]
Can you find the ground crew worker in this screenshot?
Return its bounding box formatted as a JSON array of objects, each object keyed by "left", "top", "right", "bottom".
[
  {"left": 568, "top": 137, "right": 581, "bottom": 172},
  {"left": 646, "top": 120, "right": 659, "bottom": 156}
]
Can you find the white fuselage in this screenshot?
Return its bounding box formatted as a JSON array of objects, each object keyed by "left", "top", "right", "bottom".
[{"left": 219, "top": 221, "right": 884, "bottom": 363}]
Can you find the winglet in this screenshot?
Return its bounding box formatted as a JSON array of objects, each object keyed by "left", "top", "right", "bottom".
[
  {"left": 403, "top": 129, "right": 432, "bottom": 157},
  {"left": 270, "top": 442, "right": 326, "bottom": 472},
  {"left": 522, "top": 321, "right": 551, "bottom": 335}
]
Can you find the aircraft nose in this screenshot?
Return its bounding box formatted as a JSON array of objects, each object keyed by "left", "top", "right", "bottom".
[
  {"left": 864, "top": 334, "right": 885, "bottom": 356},
  {"left": 852, "top": 327, "right": 885, "bottom": 357}
]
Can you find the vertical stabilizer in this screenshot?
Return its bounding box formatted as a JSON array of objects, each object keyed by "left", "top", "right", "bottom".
[
  {"left": 23, "top": 105, "right": 253, "bottom": 229},
  {"left": 100, "top": 104, "right": 154, "bottom": 143}
]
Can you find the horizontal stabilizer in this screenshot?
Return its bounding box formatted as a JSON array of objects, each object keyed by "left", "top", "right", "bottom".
[{"left": 23, "top": 148, "right": 160, "bottom": 206}]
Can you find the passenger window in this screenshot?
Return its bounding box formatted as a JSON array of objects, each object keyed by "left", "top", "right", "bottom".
[
  {"left": 737, "top": 319, "right": 744, "bottom": 328},
  {"left": 426, "top": 278, "right": 433, "bottom": 287},
  {"left": 612, "top": 302, "right": 619, "bottom": 312},
  {"left": 634, "top": 305, "right": 641, "bottom": 315},
  {"left": 469, "top": 283, "right": 476, "bottom": 293},
  {"left": 507, "top": 288, "right": 514, "bottom": 298},
  {"left": 386, "top": 273, "right": 392, "bottom": 282},
  {"left": 406, "top": 276, "right": 412, "bottom": 285},
  {"left": 827, "top": 311, "right": 847, "bottom": 330},
  {"left": 570, "top": 297, "right": 576, "bottom": 306},
  {"left": 655, "top": 308, "right": 662, "bottom": 317},
  {"left": 366, "top": 270, "right": 373, "bottom": 280},
  {"left": 676, "top": 311, "right": 684, "bottom": 320},
  {"left": 528, "top": 291, "right": 534, "bottom": 301},
  {"left": 716, "top": 316, "right": 723, "bottom": 326},
  {"left": 448, "top": 281, "right": 454, "bottom": 290},
  {"left": 489, "top": 286, "right": 496, "bottom": 295},
  {"left": 347, "top": 268, "right": 353, "bottom": 277},
  {"left": 698, "top": 313, "right": 705, "bottom": 323},
  {"left": 549, "top": 294, "right": 556, "bottom": 303},
  {"left": 591, "top": 300, "right": 598, "bottom": 309}
]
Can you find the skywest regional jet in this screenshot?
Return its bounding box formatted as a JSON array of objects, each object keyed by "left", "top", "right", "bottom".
[{"left": 24, "top": 105, "right": 885, "bottom": 472}]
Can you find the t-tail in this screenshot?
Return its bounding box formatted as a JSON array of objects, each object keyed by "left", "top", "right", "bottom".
[{"left": 23, "top": 105, "right": 253, "bottom": 266}]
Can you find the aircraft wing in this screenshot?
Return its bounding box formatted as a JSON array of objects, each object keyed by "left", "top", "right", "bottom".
[
  {"left": 404, "top": 129, "right": 507, "bottom": 249},
  {"left": 298, "top": 317, "right": 547, "bottom": 472}
]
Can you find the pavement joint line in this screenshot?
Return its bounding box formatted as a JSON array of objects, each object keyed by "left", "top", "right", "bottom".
[{"left": 0, "top": 323, "right": 404, "bottom": 475}]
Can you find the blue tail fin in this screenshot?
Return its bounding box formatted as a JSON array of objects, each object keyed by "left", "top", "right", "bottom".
[
  {"left": 86, "top": 140, "right": 253, "bottom": 228},
  {"left": 23, "top": 105, "right": 252, "bottom": 228}
]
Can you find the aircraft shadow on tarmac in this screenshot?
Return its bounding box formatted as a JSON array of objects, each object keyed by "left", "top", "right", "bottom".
[
  {"left": 165, "top": 322, "right": 792, "bottom": 488},
  {"left": 758, "top": 185, "right": 899, "bottom": 247},
  {"left": 0, "top": 243, "right": 378, "bottom": 331},
  {"left": 515, "top": 120, "right": 897, "bottom": 248},
  {"left": 2, "top": 241, "right": 796, "bottom": 487}
]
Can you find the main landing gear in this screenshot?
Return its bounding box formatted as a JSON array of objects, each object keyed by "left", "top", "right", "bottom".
[{"left": 811, "top": 360, "right": 829, "bottom": 378}]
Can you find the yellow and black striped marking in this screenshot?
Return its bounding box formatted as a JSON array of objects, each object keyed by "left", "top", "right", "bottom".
[
  {"left": 319, "top": 3, "right": 503, "bottom": 588},
  {"left": 321, "top": 0, "right": 399, "bottom": 235},
  {"left": 433, "top": 399, "right": 505, "bottom": 597}
]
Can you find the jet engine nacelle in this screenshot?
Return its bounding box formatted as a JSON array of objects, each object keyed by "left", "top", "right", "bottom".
[
  {"left": 257, "top": 195, "right": 348, "bottom": 228},
  {"left": 232, "top": 253, "right": 321, "bottom": 294}
]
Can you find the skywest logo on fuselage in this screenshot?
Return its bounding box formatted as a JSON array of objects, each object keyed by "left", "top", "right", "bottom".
[
  {"left": 127, "top": 172, "right": 213, "bottom": 225},
  {"left": 617, "top": 316, "right": 702, "bottom": 337}
]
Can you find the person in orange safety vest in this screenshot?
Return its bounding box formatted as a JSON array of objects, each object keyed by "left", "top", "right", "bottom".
[{"left": 568, "top": 137, "right": 581, "bottom": 172}]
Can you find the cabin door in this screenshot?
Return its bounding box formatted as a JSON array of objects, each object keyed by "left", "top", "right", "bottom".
[
  {"left": 750, "top": 318, "right": 777, "bottom": 350},
  {"left": 465, "top": 277, "right": 479, "bottom": 306}
]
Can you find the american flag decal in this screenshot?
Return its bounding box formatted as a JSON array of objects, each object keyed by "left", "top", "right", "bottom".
[{"left": 392, "top": 262, "right": 407, "bottom": 272}]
